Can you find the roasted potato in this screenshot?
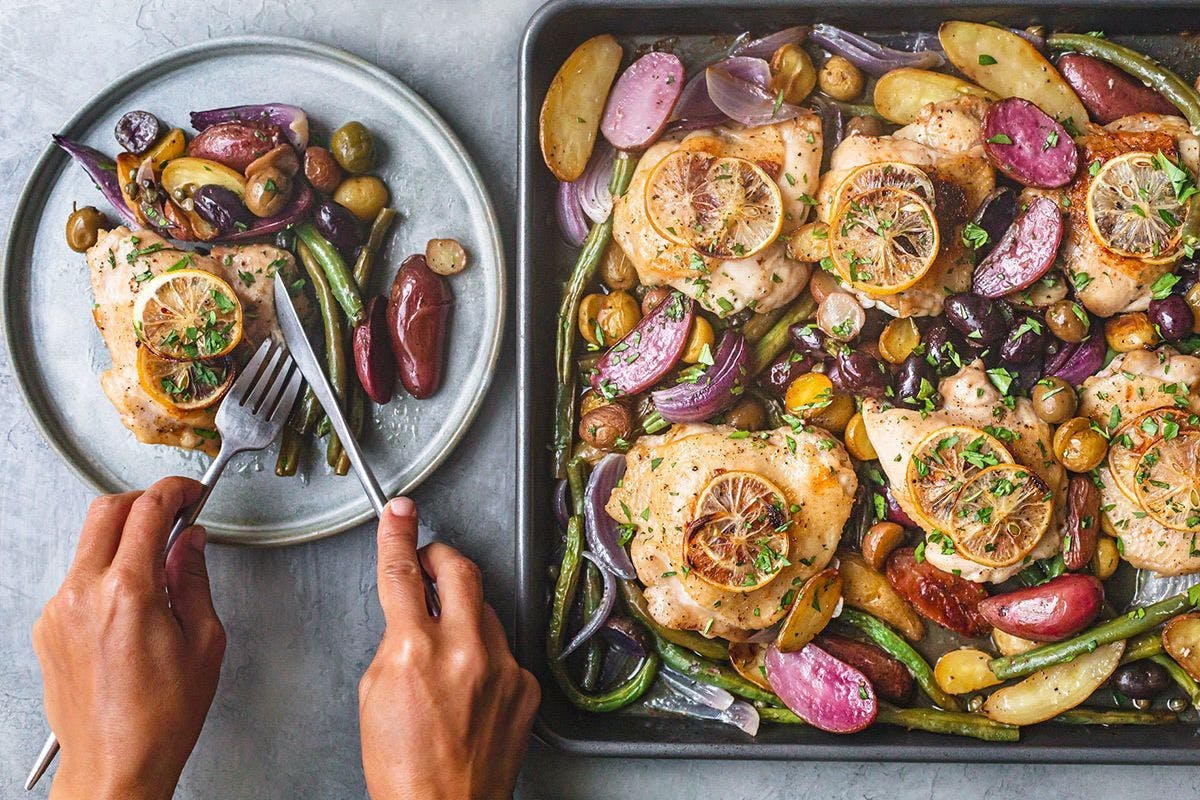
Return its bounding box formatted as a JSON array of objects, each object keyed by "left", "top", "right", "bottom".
[
  {"left": 539, "top": 34, "right": 624, "bottom": 181},
  {"left": 873, "top": 68, "right": 997, "bottom": 125},
  {"left": 1162, "top": 613, "right": 1200, "bottom": 683},
  {"left": 982, "top": 641, "right": 1124, "bottom": 725},
  {"left": 838, "top": 551, "right": 925, "bottom": 642}
]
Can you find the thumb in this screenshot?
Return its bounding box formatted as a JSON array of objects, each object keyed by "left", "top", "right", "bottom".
[{"left": 166, "top": 526, "right": 225, "bottom": 654}]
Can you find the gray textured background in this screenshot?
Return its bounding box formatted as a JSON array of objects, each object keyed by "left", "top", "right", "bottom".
[{"left": 0, "top": 1, "right": 1197, "bottom": 797}]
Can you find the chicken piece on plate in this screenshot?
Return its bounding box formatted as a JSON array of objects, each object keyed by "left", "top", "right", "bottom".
[
  {"left": 862, "top": 360, "right": 1066, "bottom": 583},
  {"left": 612, "top": 115, "right": 822, "bottom": 316},
  {"left": 1080, "top": 348, "right": 1200, "bottom": 575},
  {"left": 607, "top": 423, "right": 857, "bottom": 640},
  {"left": 87, "top": 226, "right": 300, "bottom": 455},
  {"left": 814, "top": 97, "right": 995, "bottom": 317}
]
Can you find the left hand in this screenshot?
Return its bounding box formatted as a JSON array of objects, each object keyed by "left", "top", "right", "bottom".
[{"left": 32, "top": 477, "right": 226, "bottom": 800}]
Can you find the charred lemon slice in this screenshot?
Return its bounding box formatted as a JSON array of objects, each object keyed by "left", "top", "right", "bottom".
[
  {"left": 1108, "top": 407, "right": 1197, "bottom": 505},
  {"left": 137, "top": 346, "right": 233, "bottom": 415},
  {"left": 831, "top": 161, "right": 937, "bottom": 217},
  {"left": 1133, "top": 429, "right": 1200, "bottom": 532},
  {"left": 1087, "top": 151, "right": 1188, "bottom": 264},
  {"left": 950, "top": 464, "right": 1053, "bottom": 567},
  {"left": 905, "top": 425, "right": 1014, "bottom": 533},
  {"left": 684, "top": 470, "right": 791, "bottom": 592},
  {"left": 728, "top": 642, "right": 772, "bottom": 690},
  {"left": 133, "top": 268, "right": 243, "bottom": 360},
  {"left": 829, "top": 186, "right": 939, "bottom": 296},
  {"left": 644, "top": 151, "right": 784, "bottom": 259}
]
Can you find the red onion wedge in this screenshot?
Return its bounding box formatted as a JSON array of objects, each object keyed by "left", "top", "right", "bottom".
[
  {"left": 1046, "top": 333, "right": 1106, "bottom": 386},
  {"left": 651, "top": 332, "right": 749, "bottom": 423},
  {"left": 661, "top": 665, "right": 736, "bottom": 710},
  {"left": 972, "top": 196, "right": 1063, "bottom": 298},
  {"left": 601, "top": 52, "right": 685, "bottom": 151},
  {"left": 731, "top": 26, "right": 810, "bottom": 60},
  {"left": 559, "top": 551, "right": 617, "bottom": 659},
  {"left": 556, "top": 180, "right": 590, "bottom": 247},
  {"left": 584, "top": 453, "right": 637, "bottom": 580},
  {"left": 706, "top": 57, "right": 805, "bottom": 127},
  {"left": 53, "top": 135, "right": 141, "bottom": 229},
  {"left": 669, "top": 72, "right": 728, "bottom": 131},
  {"left": 592, "top": 292, "right": 694, "bottom": 396},
  {"left": 602, "top": 615, "right": 650, "bottom": 657},
  {"left": 554, "top": 478, "right": 570, "bottom": 530},
  {"left": 810, "top": 24, "right": 944, "bottom": 76},
  {"left": 765, "top": 643, "right": 878, "bottom": 734},
  {"left": 573, "top": 144, "right": 615, "bottom": 224},
  {"left": 190, "top": 103, "right": 309, "bottom": 151}
]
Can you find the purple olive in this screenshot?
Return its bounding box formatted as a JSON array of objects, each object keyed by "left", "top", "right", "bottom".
[
  {"left": 192, "top": 185, "right": 253, "bottom": 233},
  {"left": 115, "top": 110, "right": 162, "bottom": 155},
  {"left": 1000, "top": 314, "right": 1047, "bottom": 364},
  {"left": 859, "top": 308, "right": 889, "bottom": 344},
  {"left": 313, "top": 199, "right": 364, "bottom": 258},
  {"left": 1148, "top": 294, "right": 1195, "bottom": 342},
  {"left": 945, "top": 293, "right": 1007, "bottom": 344},
  {"left": 968, "top": 187, "right": 1019, "bottom": 261},
  {"left": 274, "top": 228, "right": 296, "bottom": 252},
  {"left": 832, "top": 349, "right": 890, "bottom": 399},
  {"left": 895, "top": 353, "right": 938, "bottom": 409},
  {"left": 789, "top": 322, "right": 831, "bottom": 354},
  {"left": 1111, "top": 660, "right": 1170, "bottom": 700},
  {"left": 921, "top": 320, "right": 968, "bottom": 376},
  {"left": 759, "top": 349, "right": 816, "bottom": 397}
]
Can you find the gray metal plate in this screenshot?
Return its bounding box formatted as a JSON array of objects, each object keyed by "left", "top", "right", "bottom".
[{"left": 2, "top": 35, "right": 504, "bottom": 546}]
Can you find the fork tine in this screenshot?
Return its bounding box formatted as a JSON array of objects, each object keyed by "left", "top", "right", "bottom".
[
  {"left": 246, "top": 345, "right": 286, "bottom": 411},
  {"left": 258, "top": 357, "right": 297, "bottom": 418},
  {"left": 269, "top": 365, "right": 304, "bottom": 424},
  {"left": 230, "top": 339, "right": 275, "bottom": 400}
]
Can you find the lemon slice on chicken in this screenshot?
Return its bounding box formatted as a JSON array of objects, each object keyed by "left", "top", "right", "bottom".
[
  {"left": 136, "top": 347, "right": 234, "bottom": 415},
  {"left": 831, "top": 161, "right": 937, "bottom": 217},
  {"left": 644, "top": 151, "right": 784, "bottom": 259},
  {"left": 1133, "top": 429, "right": 1200, "bottom": 532},
  {"left": 1108, "top": 407, "right": 1196, "bottom": 505},
  {"left": 950, "top": 464, "right": 1053, "bottom": 567},
  {"left": 905, "top": 425, "right": 1015, "bottom": 533},
  {"left": 133, "top": 269, "right": 243, "bottom": 360},
  {"left": 1087, "top": 151, "right": 1188, "bottom": 264},
  {"left": 829, "top": 186, "right": 939, "bottom": 296},
  {"left": 683, "top": 470, "right": 791, "bottom": 593}
]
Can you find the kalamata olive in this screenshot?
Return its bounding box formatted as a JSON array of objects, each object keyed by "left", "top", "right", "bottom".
[
  {"left": 244, "top": 166, "right": 293, "bottom": 218},
  {"left": 1105, "top": 312, "right": 1160, "bottom": 352},
  {"left": 789, "top": 322, "right": 830, "bottom": 354},
  {"left": 832, "top": 349, "right": 890, "bottom": 399},
  {"left": 274, "top": 229, "right": 296, "bottom": 252},
  {"left": 334, "top": 175, "right": 390, "bottom": 223},
  {"left": 640, "top": 286, "right": 673, "bottom": 316},
  {"left": 920, "top": 320, "right": 967, "bottom": 376},
  {"left": 759, "top": 350, "right": 816, "bottom": 397},
  {"left": 192, "top": 185, "right": 253, "bottom": 233},
  {"left": 313, "top": 199, "right": 364, "bottom": 258},
  {"left": 1111, "top": 660, "right": 1171, "bottom": 700},
  {"left": 1000, "top": 314, "right": 1047, "bottom": 364},
  {"left": 114, "top": 110, "right": 162, "bottom": 155},
  {"left": 1031, "top": 376, "right": 1078, "bottom": 424},
  {"left": 895, "top": 353, "right": 938, "bottom": 409},
  {"left": 1148, "top": 294, "right": 1195, "bottom": 342},
  {"left": 859, "top": 308, "right": 889, "bottom": 344},
  {"left": 968, "top": 186, "right": 1019, "bottom": 261},
  {"left": 65, "top": 205, "right": 107, "bottom": 252},
  {"left": 1045, "top": 299, "right": 1091, "bottom": 343},
  {"left": 944, "top": 293, "right": 1006, "bottom": 344},
  {"left": 304, "top": 146, "right": 344, "bottom": 193},
  {"left": 1008, "top": 359, "right": 1043, "bottom": 396},
  {"left": 329, "top": 121, "right": 376, "bottom": 174}
]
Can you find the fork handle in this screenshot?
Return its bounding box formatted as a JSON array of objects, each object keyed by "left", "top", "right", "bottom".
[{"left": 165, "top": 445, "right": 235, "bottom": 553}]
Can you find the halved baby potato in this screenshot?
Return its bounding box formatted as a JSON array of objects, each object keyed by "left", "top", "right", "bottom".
[
  {"left": 982, "top": 640, "right": 1124, "bottom": 725},
  {"left": 1162, "top": 613, "right": 1200, "bottom": 682},
  {"left": 873, "top": 68, "right": 998, "bottom": 125},
  {"left": 539, "top": 34, "right": 623, "bottom": 182}
]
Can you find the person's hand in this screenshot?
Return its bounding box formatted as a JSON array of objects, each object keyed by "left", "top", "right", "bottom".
[
  {"left": 359, "top": 497, "right": 539, "bottom": 800},
  {"left": 32, "top": 477, "right": 226, "bottom": 800}
]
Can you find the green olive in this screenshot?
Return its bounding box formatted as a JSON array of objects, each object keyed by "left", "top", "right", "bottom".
[
  {"left": 845, "top": 115, "right": 884, "bottom": 137},
  {"left": 65, "top": 205, "right": 107, "bottom": 252},
  {"left": 329, "top": 121, "right": 375, "bottom": 174},
  {"left": 1053, "top": 416, "right": 1108, "bottom": 473},
  {"left": 1105, "top": 312, "right": 1160, "bottom": 353},
  {"left": 333, "top": 175, "right": 389, "bottom": 223},
  {"left": 1031, "top": 376, "right": 1079, "bottom": 425},
  {"left": 1044, "top": 299, "right": 1090, "bottom": 344},
  {"left": 244, "top": 167, "right": 293, "bottom": 218},
  {"left": 725, "top": 397, "right": 767, "bottom": 431}
]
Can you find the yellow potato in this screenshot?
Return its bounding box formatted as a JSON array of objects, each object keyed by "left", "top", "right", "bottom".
[
  {"left": 982, "top": 640, "right": 1124, "bottom": 725},
  {"left": 873, "top": 68, "right": 998, "bottom": 125},
  {"left": 539, "top": 34, "right": 623, "bottom": 181},
  {"left": 991, "top": 628, "right": 1039, "bottom": 657},
  {"left": 775, "top": 568, "right": 842, "bottom": 653},
  {"left": 934, "top": 648, "right": 1001, "bottom": 695},
  {"left": 838, "top": 551, "right": 925, "bottom": 642},
  {"left": 939, "top": 21, "right": 1088, "bottom": 127},
  {"left": 1162, "top": 613, "right": 1200, "bottom": 682}
]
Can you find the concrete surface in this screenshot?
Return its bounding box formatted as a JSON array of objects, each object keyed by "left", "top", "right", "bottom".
[{"left": 0, "top": 1, "right": 1197, "bottom": 797}]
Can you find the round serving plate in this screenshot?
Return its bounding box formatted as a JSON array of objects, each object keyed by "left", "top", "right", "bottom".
[{"left": 2, "top": 36, "right": 504, "bottom": 546}]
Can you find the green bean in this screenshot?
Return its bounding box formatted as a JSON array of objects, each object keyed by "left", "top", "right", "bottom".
[
  {"left": 291, "top": 387, "right": 323, "bottom": 435},
  {"left": 316, "top": 416, "right": 331, "bottom": 438},
  {"left": 295, "top": 221, "right": 365, "bottom": 325},
  {"left": 619, "top": 580, "right": 729, "bottom": 661},
  {"left": 1054, "top": 708, "right": 1178, "bottom": 726},
  {"left": 1120, "top": 632, "right": 1165, "bottom": 664},
  {"left": 748, "top": 295, "right": 817, "bottom": 377},
  {"left": 298, "top": 240, "right": 350, "bottom": 472},
  {"left": 837, "top": 608, "right": 961, "bottom": 711},
  {"left": 741, "top": 307, "right": 784, "bottom": 344},
  {"left": 327, "top": 429, "right": 344, "bottom": 469},
  {"left": 652, "top": 635, "right": 782, "bottom": 707},
  {"left": 1047, "top": 34, "right": 1200, "bottom": 132},
  {"left": 566, "top": 457, "right": 588, "bottom": 516},
  {"left": 1150, "top": 654, "right": 1200, "bottom": 710},
  {"left": 335, "top": 383, "right": 367, "bottom": 476},
  {"left": 353, "top": 207, "right": 398, "bottom": 288},
  {"left": 581, "top": 561, "right": 605, "bottom": 691},
  {"left": 548, "top": 516, "right": 658, "bottom": 712},
  {"left": 989, "top": 591, "right": 1198, "bottom": 681},
  {"left": 758, "top": 704, "right": 1018, "bottom": 742},
  {"left": 275, "top": 425, "right": 302, "bottom": 477},
  {"left": 552, "top": 152, "right": 638, "bottom": 478}
]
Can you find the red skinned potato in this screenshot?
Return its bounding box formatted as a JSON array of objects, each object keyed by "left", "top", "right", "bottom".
[
  {"left": 885, "top": 547, "right": 991, "bottom": 639},
  {"left": 601, "top": 52, "right": 685, "bottom": 151},
  {"left": 765, "top": 644, "right": 877, "bottom": 734},
  {"left": 814, "top": 632, "right": 915, "bottom": 705},
  {"left": 187, "top": 121, "right": 285, "bottom": 172},
  {"left": 983, "top": 97, "right": 1078, "bottom": 188},
  {"left": 977, "top": 574, "right": 1104, "bottom": 642},
  {"left": 972, "top": 196, "right": 1064, "bottom": 298},
  {"left": 354, "top": 295, "right": 396, "bottom": 405},
  {"left": 387, "top": 254, "right": 453, "bottom": 399},
  {"left": 1057, "top": 53, "right": 1178, "bottom": 125}
]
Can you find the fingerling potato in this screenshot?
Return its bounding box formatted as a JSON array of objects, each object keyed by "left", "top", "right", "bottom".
[
  {"left": 873, "top": 68, "right": 997, "bottom": 125},
  {"left": 982, "top": 640, "right": 1123, "bottom": 725},
  {"left": 540, "top": 34, "right": 624, "bottom": 181}
]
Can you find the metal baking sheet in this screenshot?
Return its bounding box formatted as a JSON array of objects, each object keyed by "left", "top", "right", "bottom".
[
  {"left": 517, "top": 0, "right": 1200, "bottom": 763},
  {"left": 2, "top": 35, "right": 504, "bottom": 546}
]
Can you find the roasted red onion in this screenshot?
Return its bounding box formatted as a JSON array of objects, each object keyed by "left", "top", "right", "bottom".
[
  {"left": 1046, "top": 334, "right": 1106, "bottom": 386},
  {"left": 661, "top": 665, "right": 736, "bottom": 710},
  {"left": 556, "top": 180, "right": 590, "bottom": 247},
  {"left": 573, "top": 144, "right": 615, "bottom": 225},
  {"left": 810, "top": 24, "right": 944, "bottom": 75},
  {"left": 651, "top": 332, "right": 749, "bottom": 423},
  {"left": 190, "top": 103, "right": 309, "bottom": 151},
  {"left": 730, "top": 26, "right": 811, "bottom": 59},
  {"left": 554, "top": 478, "right": 570, "bottom": 530},
  {"left": 53, "top": 135, "right": 141, "bottom": 228},
  {"left": 602, "top": 615, "right": 650, "bottom": 657},
  {"left": 584, "top": 453, "right": 637, "bottom": 579},
  {"left": 706, "top": 57, "right": 805, "bottom": 127},
  {"left": 670, "top": 71, "right": 728, "bottom": 130},
  {"left": 559, "top": 552, "right": 617, "bottom": 659}
]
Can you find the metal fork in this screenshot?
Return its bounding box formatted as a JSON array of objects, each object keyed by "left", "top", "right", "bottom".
[{"left": 24, "top": 338, "right": 303, "bottom": 791}]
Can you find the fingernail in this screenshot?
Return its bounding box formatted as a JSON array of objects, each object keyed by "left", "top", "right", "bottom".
[{"left": 387, "top": 497, "right": 416, "bottom": 518}]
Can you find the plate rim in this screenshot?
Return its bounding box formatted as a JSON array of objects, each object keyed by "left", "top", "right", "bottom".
[{"left": 1, "top": 34, "right": 506, "bottom": 547}]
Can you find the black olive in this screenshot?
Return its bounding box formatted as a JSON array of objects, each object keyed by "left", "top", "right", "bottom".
[
  {"left": 313, "top": 199, "right": 364, "bottom": 258},
  {"left": 1148, "top": 295, "right": 1195, "bottom": 342},
  {"left": 895, "top": 353, "right": 938, "bottom": 409},
  {"left": 945, "top": 293, "right": 1007, "bottom": 345},
  {"left": 1111, "top": 660, "right": 1171, "bottom": 701},
  {"left": 1000, "top": 314, "right": 1048, "bottom": 364},
  {"left": 789, "top": 322, "right": 831, "bottom": 354},
  {"left": 758, "top": 350, "right": 816, "bottom": 397},
  {"left": 920, "top": 319, "right": 968, "bottom": 376},
  {"left": 114, "top": 110, "right": 162, "bottom": 155},
  {"left": 831, "top": 349, "right": 890, "bottom": 399},
  {"left": 192, "top": 185, "right": 253, "bottom": 233}
]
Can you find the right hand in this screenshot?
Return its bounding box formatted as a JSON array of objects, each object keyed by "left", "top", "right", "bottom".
[{"left": 359, "top": 497, "right": 539, "bottom": 800}]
